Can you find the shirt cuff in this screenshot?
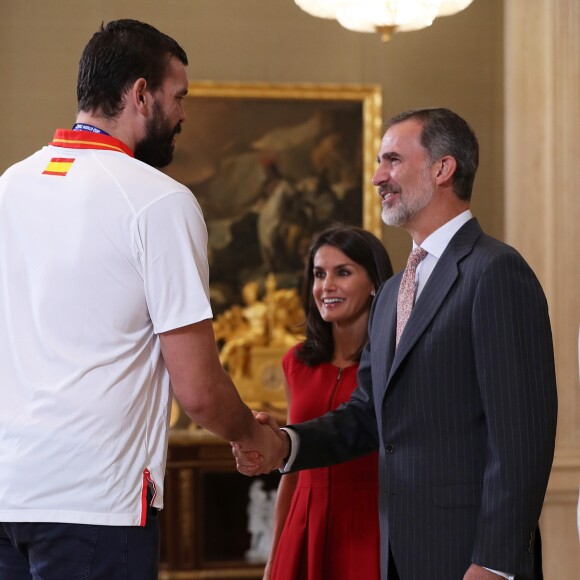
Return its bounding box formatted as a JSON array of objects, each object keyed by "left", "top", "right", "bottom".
[
  {"left": 484, "top": 567, "right": 513, "bottom": 579},
  {"left": 279, "top": 427, "right": 299, "bottom": 473}
]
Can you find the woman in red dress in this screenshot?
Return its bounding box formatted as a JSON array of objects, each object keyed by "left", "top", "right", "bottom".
[{"left": 265, "top": 224, "right": 393, "bottom": 580}]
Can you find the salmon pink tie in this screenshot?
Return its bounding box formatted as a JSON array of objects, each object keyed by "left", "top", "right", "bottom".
[{"left": 396, "top": 247, "right": 428, "bottom": 346}]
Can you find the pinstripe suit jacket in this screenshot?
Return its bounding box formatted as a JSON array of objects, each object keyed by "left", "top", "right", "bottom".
[{"left": 288, "top": 218, "right": 557, "bottom": 580}]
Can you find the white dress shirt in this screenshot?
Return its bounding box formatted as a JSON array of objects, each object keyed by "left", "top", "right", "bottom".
[{"left": 413, "top": 209, "right": 472, "bottom": 301}]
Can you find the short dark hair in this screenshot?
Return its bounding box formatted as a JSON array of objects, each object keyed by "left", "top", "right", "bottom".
[
  {"left": 297, "top": 224, "right": 393, "bottom": 366},
  {"left": 77, "top": 19, "right": 188, "bottom": 118},
  {"left": 386, "top": 108, "right": 479, "bottom": 201}
]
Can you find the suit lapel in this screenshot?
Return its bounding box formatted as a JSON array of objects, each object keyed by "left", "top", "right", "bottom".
[
  {"left": 378, "top": 273, "right": 400, "bottom": 380},
  {"left": 386, "top": 218, "right": 483, "bottom": 385}
]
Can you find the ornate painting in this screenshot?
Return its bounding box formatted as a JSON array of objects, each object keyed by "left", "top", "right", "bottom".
[{"left": 166, "top": 82, "right": 383, "bottom": 316}]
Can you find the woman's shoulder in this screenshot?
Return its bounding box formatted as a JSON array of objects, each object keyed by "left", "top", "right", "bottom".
[{"left": 282, "top": 342, "right": 304, "bottom": 369}]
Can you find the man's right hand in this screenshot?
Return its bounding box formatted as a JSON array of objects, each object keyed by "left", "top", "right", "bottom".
[{"left": 231, "top": 412, "right": 289, "bottom": 476}]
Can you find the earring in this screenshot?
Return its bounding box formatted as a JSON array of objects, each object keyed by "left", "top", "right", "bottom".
[{"left": 370, "top": 290, "right": 376, "bottom": 297}]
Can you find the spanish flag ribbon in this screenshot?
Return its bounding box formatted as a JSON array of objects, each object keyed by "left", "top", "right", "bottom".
[
  {"left": 48, "top": 129, "right": 134, "bottom": 157},
  {"left": 42, "top": 157, "right": 76, "bottom": 177}
]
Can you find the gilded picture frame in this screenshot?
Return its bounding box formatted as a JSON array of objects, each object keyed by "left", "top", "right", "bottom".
[{"left": 165, "top": 81, "right": 383, "bottom": 316}]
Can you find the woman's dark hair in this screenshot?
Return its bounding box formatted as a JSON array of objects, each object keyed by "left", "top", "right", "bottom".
[
  {"left": 77, "top": 19, "right": 188, "bottom": 118},
  {"left": 296, "top": 224, "right": 393, "bottom": 366}
]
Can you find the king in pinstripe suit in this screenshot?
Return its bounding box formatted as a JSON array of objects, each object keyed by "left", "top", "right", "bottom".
[{"left": 235, "top": 108, "right": 557, "bottom": 580}]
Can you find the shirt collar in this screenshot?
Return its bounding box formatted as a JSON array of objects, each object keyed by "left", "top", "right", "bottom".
[
  {"left": 49, "top": 129, "right": 134, "bottom": 157},
  {"left": 413, "top": 209, "right": 473, "bottom": 258}
]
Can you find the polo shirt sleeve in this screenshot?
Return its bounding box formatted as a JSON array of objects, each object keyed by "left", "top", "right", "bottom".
[{"left": 136, "top": 189, "right": 213, "bottom": 334}]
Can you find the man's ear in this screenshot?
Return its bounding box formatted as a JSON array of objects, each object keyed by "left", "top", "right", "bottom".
[
  {"left": 434, "top": 155, "right": 457, "bottom": 186},
  {"left": 131, "top": 78, "right": 149, "bottom": 114}
]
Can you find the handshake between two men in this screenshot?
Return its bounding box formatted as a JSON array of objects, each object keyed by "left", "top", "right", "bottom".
[{"left": 232, "top": 413, "right": 289, "bottom": 477}]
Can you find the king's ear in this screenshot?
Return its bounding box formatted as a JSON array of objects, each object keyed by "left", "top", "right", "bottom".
[{"left": 434, "top": 155, "right": 457, "bottom": 185}]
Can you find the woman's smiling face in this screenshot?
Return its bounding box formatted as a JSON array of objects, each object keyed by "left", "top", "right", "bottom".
[{"left": 312, "top": 244, "right": 374, "bottom": 327}]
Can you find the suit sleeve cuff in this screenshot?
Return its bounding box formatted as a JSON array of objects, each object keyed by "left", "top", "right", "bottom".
[{"left": 279, "top": 427, "right": 299, "bottom": 473}]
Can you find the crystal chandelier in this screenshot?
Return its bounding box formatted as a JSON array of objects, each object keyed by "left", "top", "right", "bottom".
[{"left": 294, "top": 0, "right": 474, "bottom": 41}]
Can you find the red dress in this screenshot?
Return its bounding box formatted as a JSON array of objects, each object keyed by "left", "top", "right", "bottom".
[{"left": 270, "top": 345, "right": 380, "bottom": 580}]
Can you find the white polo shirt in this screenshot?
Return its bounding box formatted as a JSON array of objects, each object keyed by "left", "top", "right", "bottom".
[{"left": 0, "top": 129, "right": 212, "bottom": 526}]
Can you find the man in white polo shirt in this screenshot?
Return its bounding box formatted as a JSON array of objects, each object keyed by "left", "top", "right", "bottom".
[{"left": 0, "top": 19, "right": 284, "bottom": 579}]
